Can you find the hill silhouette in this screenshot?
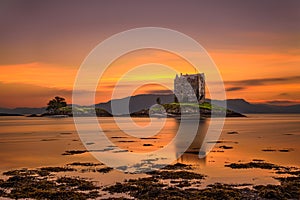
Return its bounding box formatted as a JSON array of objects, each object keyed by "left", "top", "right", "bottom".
[
  {"left": 95, "top": 94, "right": 300, "bottom": 114},
  {"left": 1, "top": 94, "right": 299, "bottom": 114}
]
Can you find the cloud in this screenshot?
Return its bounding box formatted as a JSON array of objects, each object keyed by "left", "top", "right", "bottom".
[
  {"left": 226, "top": 86, "right": 246, "bottom": 92},
  {"left": 0, "top": 82, "right": 92, "bottom": 108},
  {"left": 226, "top": 76, "right": 300, "bottom": 87},
  {"left": 278, "top": 93, "right": 290, "bottom": 97}
]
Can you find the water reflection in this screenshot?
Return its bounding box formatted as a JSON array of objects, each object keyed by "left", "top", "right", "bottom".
[
  {"left": 83, "top": 117, "right": 210, "bottom": 172},
  {"left": 175, "top": 119, "right": 210, "bottom": 166},
  {"left": 0, "top": 115, "right": 299, "bottom": 185}
]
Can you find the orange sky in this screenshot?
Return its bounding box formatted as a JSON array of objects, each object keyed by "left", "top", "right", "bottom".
[
  {"left": 0, "top": 1, "right": 300, "bottom": 108},
  {"left": 1, "top": 48, "right": 300, "bottom": 108}
]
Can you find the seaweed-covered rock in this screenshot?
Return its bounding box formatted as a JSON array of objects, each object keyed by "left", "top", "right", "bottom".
[{"left": 0, "top": 168, "right": 100, "bottom": 199}]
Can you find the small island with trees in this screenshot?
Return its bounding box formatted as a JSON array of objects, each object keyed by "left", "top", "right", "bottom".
[{"left": 28, "top": 95, "right": 244, "bottom": 118}]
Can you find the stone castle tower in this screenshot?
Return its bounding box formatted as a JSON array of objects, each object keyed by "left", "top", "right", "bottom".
[{"left": 174, "top": 73, "right": 205, "bottom": 103}]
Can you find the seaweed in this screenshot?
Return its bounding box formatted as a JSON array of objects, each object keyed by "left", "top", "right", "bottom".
[
  {"left": 40, "top": 167, "right": 75, "bottom": 172},
  {"left": 97, "top": 167, "right": 113, "bottom": 174},
  {"left": 62, "top": 150, "right": 88, "bottom": 155},
  {"left": 227, "top": 131, "right": 239, "bottom": 134},
  {"left": 143, "top": 144, "right": 153, "bottom": 146},
  {"left": 67, "top": 162, "right": 102, "bottom": 167},
  {"left": 219, "top": 145, "right": 233, "bottom": 149},
  {"left": 163, "top": 163, "right": 193, "bottom": 170},
  {"left": 56, "top": 176, "right": 99, "bottom": 191},
  {"left": 104, "top": 178, "right": 258, "bottom": 200},
  {"left": 0, "top": 168, "right": 100, "bottom": 199},
  {"left": 225, "top": 162, "right": 282, "bottom": 170},
  {"left": 60, "top": 132, "right": 73, "bottom": 135},
  {"left": 147, "top": 171, "right": 205, "bottom": 180}
]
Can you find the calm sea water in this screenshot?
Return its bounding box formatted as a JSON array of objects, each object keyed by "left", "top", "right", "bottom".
[{"left": 0, "top": 114, "right": 299, "bottom": 186}]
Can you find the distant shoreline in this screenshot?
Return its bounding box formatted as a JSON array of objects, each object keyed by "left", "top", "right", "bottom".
[
  {"left": 0, "top": 113, "right": 23, "bottom": 116},
  {"left": 2, "top": 95, "right": 300, "bottom": 115}
]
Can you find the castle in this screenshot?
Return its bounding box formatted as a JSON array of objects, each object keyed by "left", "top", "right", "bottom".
[{"left": 174, "top": 73, "right": 205, "bottom": 103}]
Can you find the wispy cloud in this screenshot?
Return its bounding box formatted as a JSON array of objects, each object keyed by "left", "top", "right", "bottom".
[
  {"left": 226, "top": 86, "right": 246, "bottom": 92},
  {"left": 226, "top": 76, "right": 300, "bottom": 87},
  {"left": 278, "top": 92, "right": 289, "bottom": 96}
]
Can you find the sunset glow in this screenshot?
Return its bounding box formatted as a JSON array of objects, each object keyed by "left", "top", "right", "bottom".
[{"left": 1, "top": 1, "right": 299, "bottom": 108}]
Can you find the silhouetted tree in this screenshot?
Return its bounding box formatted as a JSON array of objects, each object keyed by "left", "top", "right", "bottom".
[
  {"left": 174, "top": 96, "right": 179, "bottom": 103},
  {"left": 156, "top": 97, "right": 161, "bottom": 105},
  {"left": 46, "top": 96, "right": 67, "bottom": 114}
]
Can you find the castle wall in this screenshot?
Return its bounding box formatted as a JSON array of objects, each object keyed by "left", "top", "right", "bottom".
[{"left": 174, "top": 73, "right": 205, "bottom": 103}]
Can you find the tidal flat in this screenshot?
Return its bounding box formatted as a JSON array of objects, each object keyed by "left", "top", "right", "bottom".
[
  {"left": 0, "top": 162, "right": 299, "bottom": 199},
  {"left": 0, "top": 114, "right": 299, "bottom": 199}
]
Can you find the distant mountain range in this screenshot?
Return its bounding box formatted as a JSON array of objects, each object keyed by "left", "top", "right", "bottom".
[
  {"left": 1, "top": 94, "right": 300, "bottom": 115},
  {"left": 95, "top": 94, "right": 174, "bottom": 114},
  {"left": 95, "top": 94, "right": 300, "bottom": 114},
  {"left": 210, "top": 99, "right": 300, "bottom": 114}
]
